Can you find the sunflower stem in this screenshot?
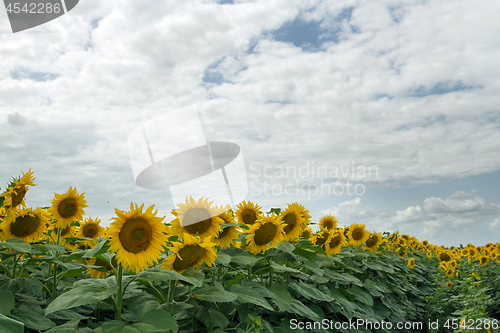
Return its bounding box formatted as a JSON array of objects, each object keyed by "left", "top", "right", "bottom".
[
  {"left": 11, "top": 254, "right": 19, "bottom": 279},
  {"left": 51, "top": 227, "right": 63, "bottom": 299},
  {"left": 115, "top": 264, "right": 123, "bottom": 321},
  {"left": 167, "top": 280, "right": 175, "bottom": 303},
  {"left": 148, "top": 281, "right": 166, "bottom": 304},
  {"left": 269, "top": 267, "right": 274, "bottom": 288}
]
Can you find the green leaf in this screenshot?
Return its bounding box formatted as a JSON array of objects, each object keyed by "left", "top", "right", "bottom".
[
  {"left": 31, "top": 244, "right": 66, "bottom": 253},
  {"left": 230, "top": 252, "right": 261, "bottom": 266},
  {"left": 197, "top": 308, "right": 229, "bottom": 331},
  {"left": 9, "top": 278, "right": 43, "bottom": 296},
  {"left": 290, "top": 281, "right": 332, "bottom": 302},
  {"left": 11, "top": 305, "right": 55, "bottom": 331},
  {"left": 0, "top": 290, "right": 15, "bottom": 315},
  {"left": 269, "top": 262, "right": 300, "bottom": 273},
  {"left": 83, "top": 238, "right": 108, "bottom": 259},
  {"left": 276, "top": 241, "right": 295, "bottom": 253},
  {"left": 292, "top": 247, "right": 316, "bottom": 261},
  {"left": 138, "top": 310, "right": 178, "bottom": 332},
  {"left": 100, "top": 321, "right": 126, "bottom": 333},
  {"left": 192, "top": 286, "right": 238, "bottom": 303},
  {"left": 0, "top": 239, "right": 31, "bottom": 253},
  {"left": 0, "top": 314, "right": 23, "bottom": 333},
  {"left": 347, "top": 285, "right": 373, "bottom": 306},
  {"left": 230, "top": 285, "right": 273, "bottom": 310},
  {"left": 323, "top": 270, "right": 363, "bottom": 286},
  {"left": 269, "top": 284, "right": 292, "bottom": 311},
  {"left": 363, "top": 260, "right": 395, "bottom": 273},
  {"left": 214, "top": 253, "right": 231, "bottom": 266},
  {"left": 288, "top": 299, "right": 320, "bottom": 321},
  {"left": 45, "top": 285, "right": 118, "bottom": 315},
  {"left": 136, "top": 270, "right": 202, "bottom": 287}
]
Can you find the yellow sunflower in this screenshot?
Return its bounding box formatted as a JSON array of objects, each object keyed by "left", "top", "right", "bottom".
[
  {"left": 279, "top": 204, "right": 306, "bottom": 241},
  {"left": 235, "top": 201, "right": 262, "bottom": 225},
  {"left": 0, "top": 207, "right": 49, "bottom": 242},
  {"left": 0, "top": 169, "right": 37, "bottom": 224},
  {"left": 106, "top": 203, "right": 168, "bottom": 273},
  {"left": 324, "top": 229, "right": 346, "bottom": 256},
  {"left": 461, "top": 248, "right": 469, "bottom": 257},
  {"left": 212, "top": 206, "right": 240, "bottom": 249},
  {"left": 438, "top": 251, "right": 451, "bottom": 262},
  {"left": 365, "top": 232, "right": 382, "bottom": 251},
  {"left": 310, "top": 230, "right": 330, "bottom": 247},
  {"left": 48, "top": 187, "right": 88, "bottom": 229},
  {"left": 445, "top": 269, "right": 454, "bottom": 277},
  {"left": 300, "top": 227, "right": 313, "bottom": 238},
  {"left": 86, "top": 256, "right": 118, "bottom": 279},
  {"left": 76, "top": 217, "right": 105, "bottom": 247},
  {"left": 287, "top": 202, "right": 312, "bottom": 226},
  {"left": 347, "top": 223, "right": 370, "bottom": 247},
  {"left": 408, "top": 258, "right": 415, "bottom": 269},
  {"left": 318, "top": 215, "right": 337, "bottom": 231},
  {"left": 480, "top": 256, "right": 489, "bottom": 267},
  {"left": 398, "top": 247, "right": 408, "bottom": 258},
  {"left": 245, "top": 213, "right": 285, "bottom": 255},
  {"left": 162, "top": 234, "right": 217, "bottom": 273},
  {"left": 170, "top": 196, "right": 223, "bottom": 240}
]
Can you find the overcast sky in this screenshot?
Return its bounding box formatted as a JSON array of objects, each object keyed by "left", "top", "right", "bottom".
[{"left": 1, "top": 0, "right": 499, "bottom": 247}]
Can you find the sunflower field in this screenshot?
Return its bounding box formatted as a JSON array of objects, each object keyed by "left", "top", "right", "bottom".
[{"left": 0, "top": 170, "right": 499, "bottom": 333}]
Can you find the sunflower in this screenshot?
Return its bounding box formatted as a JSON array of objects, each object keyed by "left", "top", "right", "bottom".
[
  {"left": 319, "top": 215, "right": 337, "bottom": 230},
  {"left": 324, "top": 229, "right": 346, "bottom": 256},
  {"left": 300, "top": 227, "right": 313, "bottom": 238},
  {"left": 461, "top": 248, "right": 469, "bottom": 257},
  {"left": 445, "top": 269, "right": 454, "bottom": 277},
  {"left": 0, "top": 207, "right": 49, "bottom": 242},
  {"left": 468, "top": 248, "right": 477, "bottom": 257},
  {"left": 76, "top": 217, "right": 105, "bottom": 247},
  {"left": 212, "top": 206, "right": 240, "bottom": 249},
  {"left": 438, "top": 251, "right": 451, "bottom": 262},
  {"left": 287, "top": 202, "right": 312, "bottom": 226},
  {"left": 48, "top": 187, "right": 88, "bottom": 229},
  {"left": 408, "top": 258, "right": 415, "bottom": 269},
  {"left": 0, "top": 169, "right": 37, "bottom": 224},
  {"left": 245, "top": 213, "right": 285, "bottom": 255},
  {"left": 310, "top": 230, "right": 330, "bottom": 247},
  {"left": 0, "top": 169, "right": 36, "bottom": 208},
  {"left": 106, "top": 203, "right": 168, "bottom": 273},
  {"left": 446, "top": 280, "right": 453, "bottom": 289},
  {"left": 162, "top": 234, "right": 217, "bottom": 273},
  {"left": 170, "top": 197, "right": 223, "bottom": 240},
  {"left": 365, "top": 232, "right": 382, "bottom": 251},
  {"left": 480, "top": 256, "right": 489, "bottom": 267},
  {"left": 398, "top": 247, "right": 408, "bottom": 258},
  {"left": 235, "top": 201, "right": 261, "bottom": 225},
  {"left": 86, "top": 256, "right": 118, "bottom": 278},
  {"left": 347, "top": 223, "right": 369, "bottom": 247},
  {"left": 279, "top": 204, "right": 306, "bottom": 241}
]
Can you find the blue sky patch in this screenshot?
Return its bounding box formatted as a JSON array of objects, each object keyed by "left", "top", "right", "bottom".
[
  {"left": 410, "top": 80, "right": 481, "bottom": 98},
  {"left": 10, "top": 69, "right": 59, "bottom": 82}
]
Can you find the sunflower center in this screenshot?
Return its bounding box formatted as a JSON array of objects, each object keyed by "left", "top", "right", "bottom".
[
  {"left": 55, "top": 225, "right": 72, "bottom": 237},
  {"left": 352, "top": 228, "right": 364, "bottom": 241},
  {"left": 58, "top": 198, "right": 78, "bottom": 218},
  {"left": 95, "top": 258, "right": 112, "bottom": 271},
  {"left": 324, "top": 221, "right": 333, "bottom": 229},
  {"left": 254, "top": 222, "right": 277, "bottom": 246},
  {"left": 316, "top": 234, "right": 328, "bottom": 246},
  {"left": 329, "top": 234, "right": 342, "bottom": 249},
  {"left": 118, "top": 217, "right": 152, "bottom": 254},
  {"left": 216, "top": 226, "right": 231, "bottom": 239},
  {"left": 182, "top": 208, "right": 213, "bottom": 235},
  {"left": 83, "top": 224, "right": 97, "bottom": 238},
  {"left": 439, "top": 253, "right": 451, "bottom": 262},
  {"left": 12, "top": 186, "right": 27, "bottom": 207},
  {"left": 242, "top": 209, "right": 257, "bottom": 224},
  {"left": 366, "top": 237, "right": 378, "bottom": 248},
  {"left": 282, "top": 214, "right": 297, "bottom": 234},
  {"left": 173, "top": 245, "right": 205, "bottom": 272},
  {"left": 10, "top": 215, "right": 40, "bottom": 237}
]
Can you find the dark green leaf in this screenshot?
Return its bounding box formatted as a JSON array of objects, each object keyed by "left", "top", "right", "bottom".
[
  {"left": 136, "top": 270, "right": 202, "bottom": 287},
  {"left": 288, "top": 299, "right": 320, "bottom": 321},
  {"left": 347, "top": 285, "right": 373, "bottom": 306},
  {"left": 197, "top": 308, "right": 229, "bottom": 330},
  {"left": 0, "top": 290, "right": 14, "bottom": 315},
  {"left": 192, "top": 286, "right": 237, "bottom": 303},
  {"left": 0, "top": 239, "right": 31, "bottom": 253},
  {"left": 83, "top": 238, "right": 108, "bottom": 259},
  {"left": 214, "top": 253, "right": 231, "bottom": 266},
  {"left": 290, "top": 281, "right": 332, "bottom": 302},
  {"left": 269, "top": 284, "right": 292, "bottom": 311},
  {"left": 45, "top": 285, "right": 118, "bottom": 315},
  {"left": 0, "top": 314, "right": 23, "bottom": 333},
  {"left": 230, "top": 285, "right": 273, "bottom": 310}
]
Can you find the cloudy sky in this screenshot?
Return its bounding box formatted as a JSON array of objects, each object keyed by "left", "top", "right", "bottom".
[{"left": 1, "top": 0, "right": 499, "bottom": 247}]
